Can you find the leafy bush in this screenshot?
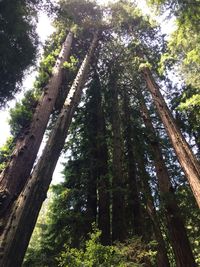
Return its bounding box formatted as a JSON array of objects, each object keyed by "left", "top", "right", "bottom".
[{"left": 58, "top": 228, "right": 157, "bottom": 267}]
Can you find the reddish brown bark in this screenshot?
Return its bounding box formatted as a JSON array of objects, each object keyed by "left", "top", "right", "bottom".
[
  {"left": 0, "top": 32, "right": 99, "bottom": 267},
  {"left": 0, "top": 31, "right": 73, "bottom": 217},
  {"left": 142, "top": 67, "right": 200, "bottom": 208},
  {"left": 140, "top": 99, "right": 196, "bottom": 267}
]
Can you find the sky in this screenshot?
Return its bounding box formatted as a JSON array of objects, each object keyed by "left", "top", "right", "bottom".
[{"left": 0, "top": 0, "right": 175, "bottom": 183}]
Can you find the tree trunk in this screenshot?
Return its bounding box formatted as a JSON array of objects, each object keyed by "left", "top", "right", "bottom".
[
  {"left": 0, "top": 32, "right": 99, "bottom": 267},
  {"left": 147, "top": 201, "right": 170, "bottom": 267},
  {"left": 89, "top": 69, "right": 111, "bottom": 245},
  {"left": 138, "top": 157, "right": 170, "bottom": 267},
  {"left": 122, "top": 89, "right": 142, "bottom": 236},
  {"left": 0, "top": 31, "right": 74, "bottom": 217},
  {"left": 140, "top": 98, "right": 196, "bottom": 267},
  {"left": 141, "top": 67, "right": 200, "bottom": 208},
  {"left": 110, "top": 72, "right": 126, "bottom": 242}
]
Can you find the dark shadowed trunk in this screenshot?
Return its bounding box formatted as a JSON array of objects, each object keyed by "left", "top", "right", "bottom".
[
  {"left": 141, "top": 67, "right": 200, "bottom": 208},
  {"left": 109, "top": 71, "right": 126, "bottom": 242},
  {"left": 0, "top": 32, "right": 99, "bottom": 267},
  {"left": 0, "top": 31, "right": 74, "bottom": 217},
  {"left": 140, "top": 98, "right": 196, "bottom": 267},
  {"left": 138, "top": 154, "right": 170, "bottom": 267},
  {"left": 122, "top": 89, "right": 142, "bottom": 236},
  {"left": 91, "top": 70, "right": 111, "bottom": 245}
]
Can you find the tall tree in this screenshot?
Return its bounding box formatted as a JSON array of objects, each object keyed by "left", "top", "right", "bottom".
[
  {"left": 141, "top": 66, "right": 200, "bottom": 208},
  {"left": 0, "top": 31, "right": 73, "bottom": 217},
  {"left": 122, "top": 88, "right": 142, "bottom": 236},
  {"left": 0, "top": 31, "right": 99, "bottom": 267},
  {"left": 140, "top": 96, "right": 196, "bottom": 266},
  {"left": 85, "top": 69, "right": 111, "bottom": 245},
  {"left": 137, "top": 152, "right": 170, "bottom": 267},
  {"left": 108, "top": 67, "right": 126, "bottom": 242}
]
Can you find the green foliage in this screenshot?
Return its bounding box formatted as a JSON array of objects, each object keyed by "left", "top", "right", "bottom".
[
  {"left": 0, "top": 0, "right": 44, "bottom": 106},
  {"left": 34, "top": 29, "right": 66, "bottom": 90},
  {"left": 9, "top": 1, "right": 200, "bottom": 266},
  {"left": 9, "top": 90, "right": 39, "bottom": 137},
  {"left": 23, "top": 196, "right": 51, "bottom": 267},
  {"left": 0, "top": 137, "right": 15, "bottom": 172},
  {"left": 63, "top": 56, "right": 79, "bottom": 72},
  {"left": 147, "top": 0, "right": 200, "bottom": 150},
  {"left": 58, "top": 228, "right": 157, "bottom": 267},
  {"left": 56, "top": 0, "right": 102, "bottom": 32},
  {"left": 176, "top": 185, "right": 200, "bottom": 264}
]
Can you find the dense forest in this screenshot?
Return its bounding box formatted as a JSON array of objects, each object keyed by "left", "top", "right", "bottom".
[{"left": 0, "top": 0, "right": 200, "bottom": 266}]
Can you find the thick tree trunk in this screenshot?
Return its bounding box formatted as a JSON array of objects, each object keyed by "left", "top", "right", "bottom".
[
  {"left": 0, "top": 31, "right": 74, "bottom": 217},
  {"left": 140, "top": 99, "right": 196, "bottom": 267},
  {"left": 0, "top": 32, "right": 99, "bottom": 267},
  {"left": 110, "top": 73, "right": 126, "bottom": 242},
  {"left": 123, "top": 90, "right": 142, "bottom": 236},
  {"left": 142, "top": 67, "right": 200, "bottom": 208}
]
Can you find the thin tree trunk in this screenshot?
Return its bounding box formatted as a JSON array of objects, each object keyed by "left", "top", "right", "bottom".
[
  {"left": 0, "top": 32, "right": 99, "bottom": 267},
  {"left": 140, "top": 98, "right": 196, "bottom": 267},
  {"left": 0, "top": 31, "right": 74, "bottom": 217},
  {"left": 110, "top": 72, "right": 126, "bottom": 242},
  {"left": 123, "top": 89, "right": 142, "bottom": 236},
  {"left": 138, "top": 156, "right": 170, "bottom": 267},
  {"left": 141, "top": 67, "right": 200, "bottom": 208}
]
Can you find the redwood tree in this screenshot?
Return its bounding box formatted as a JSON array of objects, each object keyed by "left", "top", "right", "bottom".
[{"left": 0, "top": 32, "right": 99, "bottom": 267}]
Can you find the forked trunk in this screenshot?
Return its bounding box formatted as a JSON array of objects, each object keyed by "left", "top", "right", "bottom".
[
  {"left": 142, "top": 67, "right": 200, "bottom": 208},
  {"left": 0, "top": 32, "right": 99, "bottom": 267},
  {"left": 140, "top": 99, "right": 196, "bottom": 267},
  {"left": 0, "top": 31, "right": 74, "bottom": 217}
]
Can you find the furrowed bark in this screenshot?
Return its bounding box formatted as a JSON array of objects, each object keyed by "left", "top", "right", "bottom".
[
  {"left": 142, "top": 67, "right": 200, "bottom": 208},
  {"left": 0, "top": 32, "right": 99, "bottom": 267},
  {"left": 140, "top": 98, "right": 196, "bottom": 267},
  {"left": 0, "top": 31, "right": 74, "bottom": 217}
]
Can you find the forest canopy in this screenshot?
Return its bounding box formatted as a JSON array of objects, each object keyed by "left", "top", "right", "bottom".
[{"left": 0, "top": 0, "right": 199, "bottom": 266}]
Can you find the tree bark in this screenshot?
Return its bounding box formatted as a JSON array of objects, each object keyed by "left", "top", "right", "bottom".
[
  {"left": 122, "top": 89, "right": 142, "bottom": 236},
  {"left": 141, "top": 67, "right": 200, "bottom": 208},
  {"left": 140, "top": 98, "right": 196, "bottom": 267},
  {"left": 110, "top": 71, "right": 126, "bottom": 242},
  {"left": 87, "top": 69, "right": 111, "bottom": 245},
  {"left": 0, "top": 32, "right": 99, "bottom": 267},
  {"left": 138, "top": 156, "right": 170, "bottom": 267},
  {"left": 0, "top": 31, "right": 74, "bottom": 217}
]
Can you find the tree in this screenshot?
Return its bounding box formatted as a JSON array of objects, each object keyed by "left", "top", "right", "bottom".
[
  {"left": 108, "top": 66, "right": 126, "bottom": 242},
  {"left": 140, "top": 96, "right": 196, "bottom": 266},
  {"left": 0, "top": 0, "right": 45, "bottom": 106},
  {"left": 0, "top": 1, "right": 199, "bottom": 265},
  {"left": 0, "top": 32, "right": 99, "bottom": 267},
  {"left": 0, "top": 30, "right": 73, "bottom": 217},
  {"left": 141, "top": 66, "right": 200, "bottom": 208}
]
